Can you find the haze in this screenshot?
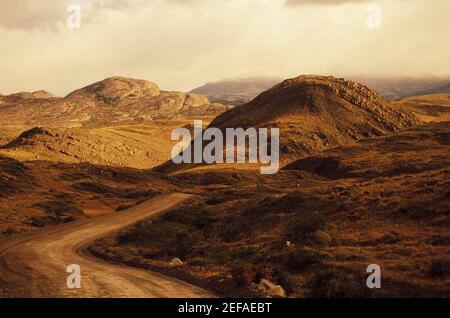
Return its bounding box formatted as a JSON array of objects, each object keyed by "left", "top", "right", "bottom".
[{"left": 1, "top": 0, "right": 449, "bottom": 96}]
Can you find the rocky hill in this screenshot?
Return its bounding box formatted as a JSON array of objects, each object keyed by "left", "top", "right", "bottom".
[
  {"left": 0, "top": 77, "right": 230, "bottom": 127},
  {"left": 209, "top": 75, "right": 420, "bottom": 162}
]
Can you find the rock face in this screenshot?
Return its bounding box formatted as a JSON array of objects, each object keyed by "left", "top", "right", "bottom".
[
  {"left": 209, "top": 75, "right": 420, "bottom": 162},
  {"left": 0, "top": 77, "right": 230, "bottom": 127}
]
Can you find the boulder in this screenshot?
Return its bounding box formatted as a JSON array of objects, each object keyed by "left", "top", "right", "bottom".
[
  {"left": 169, "top": 257, "right": 184, "bottom": 267},
  {"left": 259, "top": 279, "right": 287, "bottom": 298}
]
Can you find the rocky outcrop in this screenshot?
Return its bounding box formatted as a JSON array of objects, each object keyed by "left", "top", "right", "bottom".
[
  {"left": 258, "top": 279, "right": 287, "bottom": 298},
  {"left": 169, "top": 258, "right": 184, "bottom": 267},
  {"left": 0, "top": 77, "right": 231, "bottom": 127},
  {"left": 66, "top": 76, "right": 161, "bottom": 105}
]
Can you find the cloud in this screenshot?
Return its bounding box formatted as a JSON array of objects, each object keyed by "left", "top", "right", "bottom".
[
  {"left": 0, "top": 0, "right": 143, "bottom": 30},
  {"left": 285, "top": 0, "right": 372, "bottom": 6},
  {"left": 0, "top": 0, "right": 448, "bottom": 96}
]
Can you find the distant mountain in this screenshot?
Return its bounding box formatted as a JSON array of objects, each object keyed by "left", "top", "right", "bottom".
[
  {"left": 192, "top": 75, "right": 450, "bottom": 102},
  {"left": 405, "top": 83, "right": 450, "bottom": 97},
  {"left": 350, "top": 76, "right": 450, "bottom": 100},
  {"left": 0, "top": 77, "right": 230, "bottom": 127},
  {"left": 190, "top": 76, "right": 281, "bottom": 106}
]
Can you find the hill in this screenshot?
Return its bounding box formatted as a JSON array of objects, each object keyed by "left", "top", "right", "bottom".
[
  {"left": 0, "top": 77, "right": 230, "bottom": 127},
  {"left": 210, "top": 75, "right": 419, "bottom": 160},
  {"left": 0, "top": 120, "right": 211, "bottom": 169},
  {"left": 156, "top": 75, "right": 420, "bottom": 174},
  {"left": 0, "top": 156, "right": 176, "bottom": 236},
  {"left": 397, "top": 92, "right": 450, "bottom": 122}
]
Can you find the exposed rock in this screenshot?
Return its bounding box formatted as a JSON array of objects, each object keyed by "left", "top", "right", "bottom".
[
  {"left": 66, "top": 76, "right": 161, "bottom": 105},
  {"left": 259, "top": 279, "right": 287, "bottom": 298},
  {"left": 169, "top": 258, "right": 184, "bottom": 267},
  {"left": 31, "top": 90, "right": 53, "bottom": 99}
]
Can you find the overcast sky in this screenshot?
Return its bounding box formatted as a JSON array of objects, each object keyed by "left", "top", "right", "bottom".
[{"left": 1, "top": 0, "right": 449, "bottom": 96}]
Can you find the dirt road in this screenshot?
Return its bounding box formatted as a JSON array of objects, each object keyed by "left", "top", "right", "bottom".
[{"left": 0, "top": 193, "right": 214, "bottom": 298}]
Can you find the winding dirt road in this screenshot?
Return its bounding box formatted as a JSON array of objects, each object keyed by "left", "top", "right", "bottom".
[{"left": 0, "top": 193, "right": 214, "bottom": 298}]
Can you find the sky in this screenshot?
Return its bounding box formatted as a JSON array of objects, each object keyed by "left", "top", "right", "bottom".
[{"left": 0, "top": 0, "right": 449, "bottom": 96}]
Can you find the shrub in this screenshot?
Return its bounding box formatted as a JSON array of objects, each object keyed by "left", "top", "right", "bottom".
[
  {"left": 245, "top": 193, "right": 325, "bottom": 216},
  {"left": 2, "top": 227, "right": 16, "bottom": 235},
  {"left": 426, "top": 235, "right": 450, "bottom": 246},
  {"left": 314, "top": 230, "right": 332, "bottom": 246},
  {"left": 175, "top": 232, "right": 203, "bottom": 258},
  {"left": 255, "top": 265, "right": 275, "bottom": 282},
  {"left": 308, "top": 269, "right": 367, "bottom": 298},
  {"left": 203, "top": 246, "right": 255, "bottom": 264},
  {"left": 285, "top": 210, "right": 326, "bottom": 243},
  {"left": 273, "top": 268, "right": 297, "bottom": 294},
  {"left": 285, "top": 247, "right": 322, "bottom": 271},
  {"left": 220, "top": 218, "right": 250, "bottom": 242},
  {"left": 244, "top": 196, "right": 280, "bottom": 216},
  {"left": 427, "top": 258, "right": 450, "bottom": 278},
  {"left": 117, "top": 220, "right": 189, "bottom": 257},
  {"left": 376, "top": 232, "right": 401, "bottom": 244},
  {"left": 280, "top": 193, "right": 325, "bottom": 214},
  {"left": 188, "top": 257, "right": 211, "bottom": 267},
  {"left": 116, "top": 204, "right": 134, "bottom": 212},
  {"left": 231, "top": 264, "right": 256, "bottom": 287},
  {"left": 72, "top": 182, "right": 117, "bottom": 196},
  {"left": 162, "top": 206, "right": 217, "bottom": 229},
  {"left": 32, "top": 200, "right": 83, "bottom": 216}
]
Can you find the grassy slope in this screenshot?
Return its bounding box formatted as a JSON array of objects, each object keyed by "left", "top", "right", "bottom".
[{"left": 91, "top": 121, "right": 450, "bottom": 297}]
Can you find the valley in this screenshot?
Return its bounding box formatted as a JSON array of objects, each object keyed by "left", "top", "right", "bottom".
[{"left": 0, "top": 75, "right": 449, "bottom": 298}]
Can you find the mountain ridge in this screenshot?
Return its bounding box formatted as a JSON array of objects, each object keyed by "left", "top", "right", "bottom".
[{"left": 0, "top": 77, "right": 230, "bottom": 127}]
